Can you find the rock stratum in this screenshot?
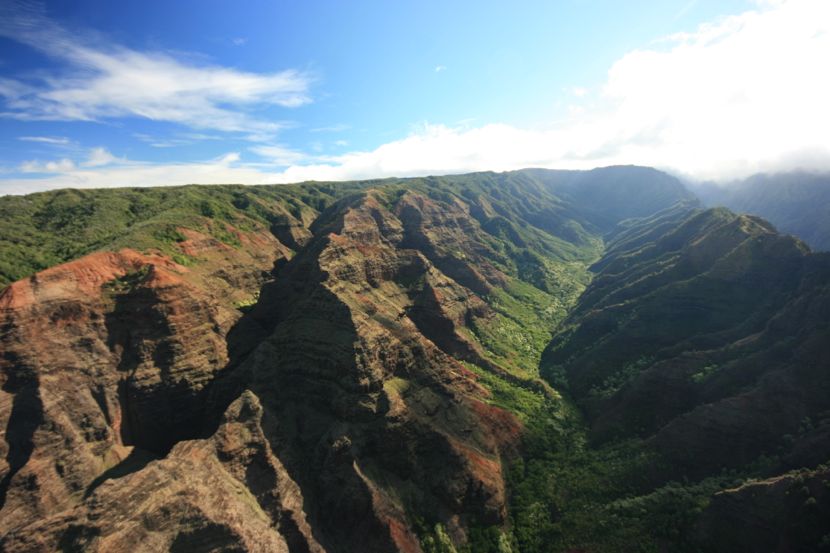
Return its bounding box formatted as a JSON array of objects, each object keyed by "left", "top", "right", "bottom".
[{"left": 0, "top": 167, "right": 828, "bottom": 552}]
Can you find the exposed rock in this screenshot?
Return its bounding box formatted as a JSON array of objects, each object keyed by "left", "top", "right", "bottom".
[
  {"left": 0, "top": 391, "right": 324, "bottom": 553},
  {"left": 1, "top": 170, "right": 826, "bottom": 552},
  {"left": 0, "top": 235, "right": 284, "bottom": 535},
  {"left": 396, "top": 192, "right": 508, "bottom": 295},
  {"left": 0, "top": 190, "right": 528, "bottom": 552},
  {"left": 234, "top": 192, "right": 523, "bottom": 551}
]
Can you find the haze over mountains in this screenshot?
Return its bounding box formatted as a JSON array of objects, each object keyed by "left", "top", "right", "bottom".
[
  {"left": 694, "top": 172, "right": 830, "bottom": 252},
  {"left": 0, "top": 166, "right": 828, "bottom": 552}
]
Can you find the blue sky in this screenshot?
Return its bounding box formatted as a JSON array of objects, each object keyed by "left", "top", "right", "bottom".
[{"left": 1, "top": 0, "right": 828, "bottom": 193}]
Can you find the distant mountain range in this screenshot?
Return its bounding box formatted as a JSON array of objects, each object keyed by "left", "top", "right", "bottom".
[
  {"left": 0, "top": 166, "right": 828, "bottom": 552},
  {"left": 692, "top": 171, "right": 830, "bottom": 252}
]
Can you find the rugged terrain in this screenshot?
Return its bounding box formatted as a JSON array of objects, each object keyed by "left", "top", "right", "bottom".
[
  {"left": 694, "top": 171, "right": 830, "bottom": 252},
  {"left": 0, "top": 166, "right": 828, "bottom": 552}
]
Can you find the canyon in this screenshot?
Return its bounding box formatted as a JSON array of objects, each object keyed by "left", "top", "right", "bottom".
[{"left": 0, "top": 167, "right": 828, "bottom": 552}]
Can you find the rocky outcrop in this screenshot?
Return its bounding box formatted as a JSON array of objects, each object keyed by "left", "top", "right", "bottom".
[
  {"left": 0, "top": 250, "right": 226, "bottom": 531},
  {"left": 0, "top": 220, "right": 290, "bottom": 537},
  {"left": 0, "top": 391, "right": 323, "bottom": 553},
  {"left": 232, "top": 192, "right": 523, "bottom": 552},
  {"left": 1, "top": 170, "right": 825, "bottom": 552},
  {"left": 0, "top": 189, "right": 531, "bottom": 552},
  {"left": 396, "top": 192, "right": 508, "bottom": 295}
]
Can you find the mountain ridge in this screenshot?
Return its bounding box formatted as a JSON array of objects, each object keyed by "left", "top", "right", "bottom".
[
  {"left": 1, "top": 166, "right": 828, "bottom": 552},
  {"left": 692, "top": 170, "right": 830, "bottom": 252}
]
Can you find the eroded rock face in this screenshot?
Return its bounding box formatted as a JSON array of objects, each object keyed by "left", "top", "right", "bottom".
[
  {"left": 0, "top": 191, "right": 527, "bottom": 552},
  {"left": 0, "top": 250, "right": 228, "bottom": 532},
  {"left": 396, "top": 192, "right": 508, "bottom": 295},
  {"left": 234, "top": 192, "right": 522, "bottom": 552},
  {"left": 3, "top": 171, "right": 827, "bottom": 551},
  {"left": 0, "top": 229, "right": 288, "bottom": 537},
  {"left": 0, "top": 391, "right": 323, "bottom": 553}
]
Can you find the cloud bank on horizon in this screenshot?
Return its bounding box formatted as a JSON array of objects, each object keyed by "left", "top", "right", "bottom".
[{"left": 1, "top": 0, "right": 828, "bottom": 194}]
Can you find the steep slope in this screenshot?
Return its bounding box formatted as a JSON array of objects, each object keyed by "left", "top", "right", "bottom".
[
  {"left": 526, "top": 165, "right": 698, "bottom": 232},
  {"left": 0, "top": 185, "right": 330, "bottom": 540},
  {"left": 0, "top": 168, "right": 659, "bottom": 551},
  {"left": 220, "top": 190, "right": 529, "bottom": 551},
  {"left": 1, "top": 392, "right": 323, "bottom": 553},
  {"left": 695, "top": 171, "right": 830, "bottom": 251},
  {"left": 3, "top": 166, "right": 824, "bottom": 552},
  {"left": 543, "top": 206, "right": 828, "bottom": 467},
  {"left": 0, "top": 243, "right": 289, "bottom": 534},
  {"left": 695, "top": 466, "right": 830, "bottom": 552},
  {"left": 535, "top": 205, "right": 830, "bottom": 550}
]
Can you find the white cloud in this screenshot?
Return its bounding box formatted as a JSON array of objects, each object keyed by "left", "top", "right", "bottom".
[
  {"left": 2, "top": 151, "right": 280, "bottom": 194},
  {"left": 3, "top": 0, "right": 829, "bottom": 193},
  {"left": 18, "top": 135, "right": 71, "bottom": 145},
  {"left": 18, "top": 146, "right": 123, "bottom": 173},
  {"left": 83, "top": 147, "right": 120, "bottom": 167},
  {"left": 250, "top": 144, "right": 309, "bottom": 166},
  {"left": 276, "top": 0, "right": 828, "bottom": 182},
  {"left": 20, "top": 158, "right": 75, "bottom": 173},
  {"left": 589, "top": 0, "right": 830, "bottom": 179},
  {"left": 133, "top": 132, "right": 223, "bottom": 148},
  {"left": 232, "top": 37, "right": 248, "bottom": 46},
  {"left": 133, "top": 134, "right": 192, "bottom": 148},
  {"left": 0, "top": 2, "right": 310, "bottom": 133},
  {"left": 434, "top": 65, "right": 447, "bottom": 73}
]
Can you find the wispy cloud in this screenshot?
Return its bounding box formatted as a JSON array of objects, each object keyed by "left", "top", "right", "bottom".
[
  {"left": 19, "top": 146, "right": 122, "bottom": 173},
  {"left": 19, "top": 158, "right": 75, "bottom": 173},
  {"left": 231, "top": 37, "right": 248, "bottom": 46},
  {"left": 4, "top": 0, "right": 829, "bottom": 193},
  {"left": 133, "top": 134, "right": 192, "bottom": 148},
  {"left": 83, "top": 147, "right": 122, "bottom": 167},
  {"left": 249, "top": 144, "right": 310, "bottom": 166},
  {"left": 271, "top": 0, "right": 830, "bottom": 182},
  {"left": 133, "top": 132, "right": 224, "bottom": 148},
  {"left": 0, "top": 1, "right": 311, "bottom": 133},
  {"left": 18, "top": 135, "right": 71, "bottom": 145},
  {"left": 310, "top": 124, "right": 350, "bottom": 133},
  {"left": 434, "top": 65, "right": 447, "bottom": 73},
  {"left": 2, "top": 151, "right": 281, "bottom": 194}
]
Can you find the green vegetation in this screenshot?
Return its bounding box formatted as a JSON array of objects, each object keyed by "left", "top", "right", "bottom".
[
  {"left": 697, "top": 171, "right": 830, "bottom": 251},
  {"left": 419, "top": 521, "right": 514, "bottom": 553},
  {"left": 0, "top": 182, "right": 368, "bottom": 287},
  {"left": 587, "top": 356, "right": 655, "bottom": 400},
  {"left": 233, "top": 291, "right": 260, "bottom": 311},
  {"left": 471, "top": 279, "right": 581, "bottom": 375},
  {"left": 101, "top": 265, "right": 153, "bottom": 294},
  {"left": 466, "top": 353, "right": 805, "bottom": 553},
  {"left": 4, "top": 168, "right": 825, "bottom": 551}
]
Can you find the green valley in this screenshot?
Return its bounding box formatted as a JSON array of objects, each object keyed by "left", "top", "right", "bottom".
[{"left": 0, "top": 167, "right": 827, "bottom": 552}]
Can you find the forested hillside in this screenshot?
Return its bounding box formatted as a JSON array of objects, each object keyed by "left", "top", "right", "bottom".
[
  {"left": 0, "top": 167, "right": 827, "bottom": 552},
  {"left": 695, "top": 171, "right": 830, "bottom": 252}
]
